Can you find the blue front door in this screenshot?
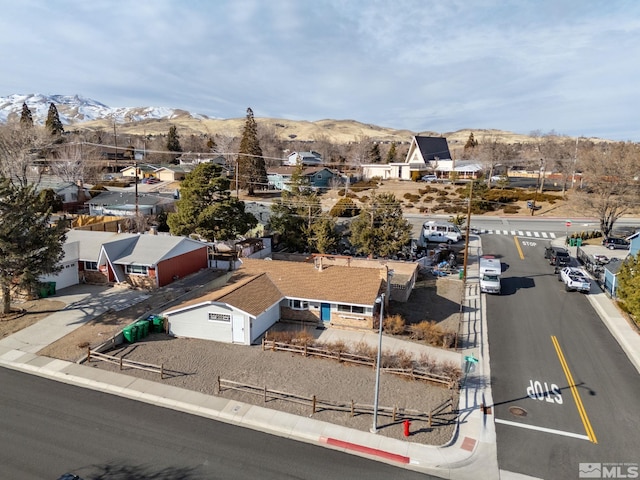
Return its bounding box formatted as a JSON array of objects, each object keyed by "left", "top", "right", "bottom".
[{"left": 321, "top": 303, "right": 330, "bottom": 323}]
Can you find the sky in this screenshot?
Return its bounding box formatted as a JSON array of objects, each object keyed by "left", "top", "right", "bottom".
[{"left": 1, "top": 0, "right": 639, "bottom": 141}]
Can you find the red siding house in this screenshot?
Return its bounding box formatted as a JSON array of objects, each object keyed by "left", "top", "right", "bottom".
[{"left": 65, "top": 230, "right": 208, "bottom": 289}]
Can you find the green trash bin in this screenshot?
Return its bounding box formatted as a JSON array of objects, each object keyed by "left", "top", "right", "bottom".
[
  {"left": 135, "top": 320, "right": 149, "bottom": 339},
  {"left": 39, "top": 286, "right": 49, "bottom": 298},
  {"left": 48, "top": 282, "right": 56, "bottom": 295},
  {"left": 152, "top": 316, "right": 165, "bottom": 333},
  {"left": 569, "top": 238, "right": 576, "bottom": 246},
  {"left": 123, "top": 325, "right": 137, "bottom": 343},
  {"left": 458, "top": 269, "right": 464, "bottom": 279},
  {"left": 576, "top": 238, "right": 583, "bottom": 247}
]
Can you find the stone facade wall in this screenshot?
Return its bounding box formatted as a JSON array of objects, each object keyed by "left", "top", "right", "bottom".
[
  {"left": 330, "top": 312, "right": 374, "bottom": 330},
  {"left": 280, "top": 306, "right": 319, "bottom": 324}
]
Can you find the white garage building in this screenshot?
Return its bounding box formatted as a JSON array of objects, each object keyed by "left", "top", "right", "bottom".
[
  {"left": 163, "top": 273, "right": 283, "bottom": 345},
  {"left": 39, "top": 241, "right": 80, "bottom": 291}
]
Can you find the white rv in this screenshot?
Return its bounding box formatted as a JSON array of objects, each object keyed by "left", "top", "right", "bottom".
[
  {"left": 479, "top": 255, "right": 501, "bottom": 294},
  {"left": 422, "top": 221, "right": 463, "bottom": 244}
]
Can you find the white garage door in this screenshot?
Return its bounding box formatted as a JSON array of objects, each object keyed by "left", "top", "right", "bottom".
[{"left": 41, "top": 262, "right": 79, "bottom": 291}]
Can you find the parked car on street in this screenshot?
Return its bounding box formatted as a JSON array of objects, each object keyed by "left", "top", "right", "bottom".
[
  {"left": 421, "top": 174, "right": 438, "bottom": 183},
  {"left": 558, "top": 267, "right": 591, "bottom": 293},
  {"left": 601, "top": 237, "right": 630, "bottom": 250},
  {"left": 544, "top": 245, "right": 571, "bottom": 271}
]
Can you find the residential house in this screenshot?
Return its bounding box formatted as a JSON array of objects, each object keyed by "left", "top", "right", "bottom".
[
  {"left": 603, "top": 258, "right": 624, "bottom": 297},
  {"left": 627, "top": 231, "right": 640, "bottom": 257},
  {"left": 361, "top": 136, "right": 453, "bottom": 181},
  {"left": 120, "top": 164, "right": 161, "bottom": 180},
  {"left": 163, "top": 257, "right": 388, "bottom": 345},
  {"left": 154, "top": 165, "right": 193, "bottom": 182},
  {"left": 179, "top": 154, "right": 227, "bottom": 167},
  {"left": 285, "top": 151, "right": 323, "bottom": 166},
  {"left": 86, "top": 191, "right": 176, "bottom": 217},
  {"left": 65, "top": 229, "right": 209, "bottom": 289},
  {"left": 267, "top": 166, "right": 340, "bottom": 191},
  {"left": 36, "top": 179, "right": 91, "bottom": 213}
]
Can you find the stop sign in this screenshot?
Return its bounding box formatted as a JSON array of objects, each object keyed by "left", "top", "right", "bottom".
[{"left": 566, "top": 220, "right": 572, "bottom": 227}]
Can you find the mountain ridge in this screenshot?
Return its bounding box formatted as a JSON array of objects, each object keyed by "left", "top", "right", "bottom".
[{"left": 0, "top": 93, "right": 588, "bottom": 146}]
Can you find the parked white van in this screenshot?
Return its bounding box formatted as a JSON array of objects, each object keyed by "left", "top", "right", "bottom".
[
  {"left": 422, "top": 221, "right": 463, "bottom": 244},
  {"left": 479, "top": 255, "right": 501, "bottom": 294}
]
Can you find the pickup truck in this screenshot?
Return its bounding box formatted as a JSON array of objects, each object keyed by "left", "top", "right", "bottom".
[{"left": 558, "top": 267, "right": 591, "bottom": 293}]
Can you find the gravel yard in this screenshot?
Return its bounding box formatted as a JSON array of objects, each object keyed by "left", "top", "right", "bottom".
[
  {"left": 86, "top": 333, "right": 459, "bottom": 445},
  {"left": 29, "top": 266, "right": 463, "bottom": 445}
]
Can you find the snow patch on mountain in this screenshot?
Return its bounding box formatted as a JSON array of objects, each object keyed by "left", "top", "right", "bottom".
[{"left": 0, "top": 93, "right": 209, "bottom": 125}]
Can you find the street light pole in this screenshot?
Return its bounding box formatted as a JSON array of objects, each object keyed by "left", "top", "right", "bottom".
[{"left": 370, "top": 292, "right": 384, "bottom": 434}]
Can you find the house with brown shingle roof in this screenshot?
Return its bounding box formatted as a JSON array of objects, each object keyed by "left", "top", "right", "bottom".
[{"left": 162, "top": 257, "right": 392, "bottom": 345}]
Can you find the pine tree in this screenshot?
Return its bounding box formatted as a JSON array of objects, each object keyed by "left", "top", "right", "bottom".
[
  {"left": 369, "top": 143, "right": 382, "bottom": 163},
  {"left": 385, "top": 142, "right": 397, "bottom": 163},
  {"left": 270, "top": 160, "right": 324, "bottom": 252},
  {"left": 166, "top": 125, "right": 182, "bottom": 164},
  {"left": 166, "top": 163, "right": 257, "bottom": 241},
  {"left": 20, "top": 103, "right": 33, "bottom": 129},
  {"left": 0, "top": 181, "right": 67, "bottom": 313},
  {"left": 349, "top": 192, "right": 413, "bottom": 257},
  {"left": 45, "top": 103, "right": 64, "bottom": 136},
  {"left": 464, "top": 132, "right": 478, "bottom": 151},
  {"left": 616, "top": 253, "right": 640, "bottom": 319},
  {"left": 237, "top": 108, "right": 267, "bottom": 195}
]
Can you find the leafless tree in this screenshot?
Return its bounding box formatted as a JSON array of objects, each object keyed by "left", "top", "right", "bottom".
[
  {"left": 476, "top": 136, "right": 518, "bottom": 185},
  {"left": 0, "top": 122, "right": 50, "bottom": 187},
  {"left": 47, "top": 141, "right": 103, "bottom": 184},
  {"left": 575, "top": 141, "right": 640, "bottom": 236}
]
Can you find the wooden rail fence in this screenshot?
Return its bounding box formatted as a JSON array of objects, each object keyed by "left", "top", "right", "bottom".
[
  {"left": 217, "top": 377, "right": 456, "bottom": 427},
  {"left": 86, "top": 348, "right": 165, "bottom": 379},
  {"left": 262, "top": 339, "right": 456, "bottom": 388}
]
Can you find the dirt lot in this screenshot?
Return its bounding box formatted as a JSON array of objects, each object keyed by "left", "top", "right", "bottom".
[{"left": 0, "top": 299, "right": 66, "bottom": 339}]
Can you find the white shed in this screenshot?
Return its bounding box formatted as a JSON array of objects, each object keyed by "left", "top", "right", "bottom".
[{"left": 163, "top": 273, "right": 282, "bottom": 345}]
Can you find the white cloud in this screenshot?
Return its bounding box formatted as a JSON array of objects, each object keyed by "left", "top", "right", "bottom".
[{"left": 0, "top": 0, "right": 639, "bottom": 140}]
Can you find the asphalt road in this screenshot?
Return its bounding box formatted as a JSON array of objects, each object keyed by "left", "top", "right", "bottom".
[
  {"left": 0, "top": 368, "right": 436, "bottom": 480},
  {"left": 482, "top": 233, "right": 640, "bottom": 479}
]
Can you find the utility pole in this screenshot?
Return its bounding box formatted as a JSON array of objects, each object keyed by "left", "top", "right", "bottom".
[
  {"left": 462, "top": 180, "right": 473, "bottom": 281},
  {"left": 235, "top": 160, "right": 239, "bottom": 197}
]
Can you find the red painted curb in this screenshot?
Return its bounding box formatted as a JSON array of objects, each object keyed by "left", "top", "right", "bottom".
[{"left": 322, "top": 437, "right": 411, "bottom": 464}]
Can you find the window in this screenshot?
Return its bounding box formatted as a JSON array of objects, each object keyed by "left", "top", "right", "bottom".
[
  {"left": 337, "top": 304, "right": 365, "bottom": 314},
  {"left": 288, "top": 299, "right": 309, "bottom": 310},
  {"left": 125, "top": 264, "right": 148, "bottom": 275},
  {"left": 84, "top": 261, "right": 98, "bottom": 271},
  {"left": 208, "top": 312, "right": 231, "bottom": 323}
]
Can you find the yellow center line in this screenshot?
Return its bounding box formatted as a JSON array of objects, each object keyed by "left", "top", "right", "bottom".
[
  {"left": 514, "top": 236, "right": 525, "bottom": 259},
  {"left": 551, "top": 335, "right": 598, "bottom": 443}
]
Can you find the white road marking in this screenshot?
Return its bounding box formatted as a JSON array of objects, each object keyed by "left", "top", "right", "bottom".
[
  {"left": 533, "top": 232, "right": 540, "bottom": 237},
  {"left": 495, "top": 418, "right": 590, "bottom": 441},
  {"left": 541, "top": 232, "right": 549, "bottom": 238},
  {"left": 525, "top": 231, "right": 532, "bottom": 236}
]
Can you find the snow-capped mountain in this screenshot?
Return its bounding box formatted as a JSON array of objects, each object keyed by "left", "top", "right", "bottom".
[{"left": 0, "top": 93, "right": 206, "bottom": 125}]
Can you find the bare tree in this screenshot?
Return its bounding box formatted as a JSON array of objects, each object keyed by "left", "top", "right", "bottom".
[
  {"left": 48, "top": 141, "right": 102, "bottom": 184},
  {"left": 348, "top": 135, "right": 373, "bottom": 166},
  {"left": 0, "top": 122, "right": 50, "bottom": 187},
  {"left": 476, "top": 136, "right": 517, "bottom": 185},
  {"left": 575, "top": 141, "right": 640, "bottom": 236}
]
